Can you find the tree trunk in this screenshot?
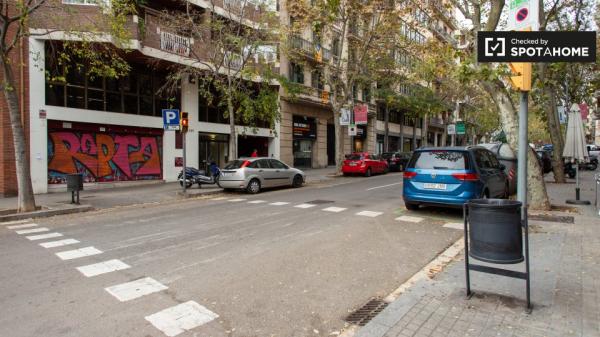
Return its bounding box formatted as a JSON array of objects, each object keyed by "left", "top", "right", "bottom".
[
  {"left": 227, "top": 94, "right": 237, "bottom": 161},
  {"left": 412, "top": 117, "right": 417, "bottom": 150},
  {"left": 399, "top": 110, "right": 404, "bottom": 152},
  {"left": 384, "top": 103, "right": 389, "bottom": 152},
  {"left": 333, "top": 104, "right": 345, "bottom": 174},
  {"left": 421, "top": 115, "right": 428, "bottom": 147},
  {"left": 482, "top": 80, "right": 551, "bottom": 210},
  {"left": 537, "top": 63, "right": 566, "bottom": 183},
  {"left": 1, "top": 56, "right": 36, "bottom": 212}
]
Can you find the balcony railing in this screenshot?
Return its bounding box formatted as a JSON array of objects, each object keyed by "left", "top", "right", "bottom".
[
  {"left": 289, "top": 35, "right": 333, "bottom": 62},
  {"left": 140, "top": 6, "right": 193, "bottom": 57},
  {"left": 429, "top": 117, "right": 445, "bottom": 128},
  {"left": 160, "top": 31, "right": 191, "bottom": 57},
  {"left": 224, "top": 51, "right": 244, "bottom": 70}
]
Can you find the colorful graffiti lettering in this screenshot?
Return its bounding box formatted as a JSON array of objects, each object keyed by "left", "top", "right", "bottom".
[{"left": 48, "top": 131, "right": 162, "bottom": 184}]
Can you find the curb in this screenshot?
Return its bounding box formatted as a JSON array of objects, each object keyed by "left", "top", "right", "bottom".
[
  {"left": 175, "top": 189, "right": 223, "bottom": 198},
  {"left": 0, "top": 205, "right": 94, "bottom": 222}
]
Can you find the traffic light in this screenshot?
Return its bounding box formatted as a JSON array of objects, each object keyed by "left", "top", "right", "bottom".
[
  {"left": 508, "top": 62, "right": 532, "bottom": 92},
  {"left": 180, "top": 112, "right": 189, "bottom": 133}
]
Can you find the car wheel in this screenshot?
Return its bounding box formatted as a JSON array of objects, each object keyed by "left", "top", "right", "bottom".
[
  {"left": 180, "top": 180, "right": 193, "bottom": 188},
  {"left": 383, "top": 166, "right": 389, "bottom": 174},
  {"left": 365, "top": 168, "right": 372, "bottom": 177},
  {"left": 405, "top": 202, "right": 419, "bottom": 211},
  {"left": 343, "top": 172, "right": 350, "bottom": 176},
  {"left": 292, "top": 175, "right": 303, "bottom": 188},
  {"left": 481, "top": 189, "right": 489, "bottom": 199},
  {"left": 246, "top": 179, "right": 261, "bottom": 194},
  {"left": 399, "top": 164, "right": 404, "bottom": 172}
]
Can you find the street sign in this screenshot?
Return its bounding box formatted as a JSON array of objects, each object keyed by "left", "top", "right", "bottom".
[
  {"left": 348, "top": 124, "right": 357, "bottom": 136},
  {"left": 456, "top": 122, "right": 466, "bottom": 135},
  {"left": 340, "top": 108, "right": 351, "bottom": 126},
  {"left": 447, "top": 124, "right": 456, "bottom": 135},
  {"left": 507, "top": 0, "right": 539, "bottom": 31},
  {"left": 162, "top": 109, "right": 180, "bottom": 131}
]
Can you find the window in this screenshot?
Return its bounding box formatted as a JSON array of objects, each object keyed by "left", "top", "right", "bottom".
[
  {"left": 289, "top": 62, "right": 304, "bottom": 84},
  {"left": 250, "top": 159, "right": 271, "bottom": 169},
  {"left": 311, "top": 69, "right": 323, "bottom": 90},
  {"left": 269, "top": 159, "right": 288, "bottom": 169},
  {"left": 62, "top": 0, "right": 107, "bottom": 5},
  {"left": 331, "top": 36, "right": 341, "bottom": 58},
  {"left": 409, "top": 151, "right": 469, "bottom": 170},
  {"left": 175, "top": 131, "right": 183, "bottom": 149}
]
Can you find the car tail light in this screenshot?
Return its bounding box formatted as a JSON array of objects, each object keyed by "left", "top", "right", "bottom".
[
  {"left": 452, "top": 173, "right": 479, "bottom": 181},
  {"left": 241, "top": 160, "right": 251, "bottom": 168},
  {"left": 403, "top": 171, "right": 417, "bottom": 179}
]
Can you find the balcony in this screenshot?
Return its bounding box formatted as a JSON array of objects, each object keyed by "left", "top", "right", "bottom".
[
  {"left": 429, "top": 117, "right": 445, "bottom": 128},
  {"left": 289, "top": 35, "right": 332, "bottom": 63},
  {"left": 160, "top": 31, "right": 191, "bottom": 57},
  {"left": 429, "top": 23, "right": 457, "bottom": 45},
  {"left": 139, "top": 6, "right": 194, "bottom": 57},
  {"left": 427, "top": 0, "right": 458, "bottom": 29},
  {"left": 224, "top": 51, "right": 244, "bottom": 70}
]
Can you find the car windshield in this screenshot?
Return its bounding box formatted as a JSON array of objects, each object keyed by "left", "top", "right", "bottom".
[
  {"left": 409, "top": 151, "right": 469, "bottom": 170},
  {"left": 224, "top": 160, "right": 248, "bottom": 169},
  {"left": 347, "top": 154, "right": 364, "bottom": 160},
  {"left": 381, "top": 153, "right": 394, "bottom": 159}
]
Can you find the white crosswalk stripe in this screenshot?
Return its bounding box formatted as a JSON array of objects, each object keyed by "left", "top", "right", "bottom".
[
  {"left": 322, "top": 207, "right": 347, "bottom": 213},
  {"left": 443, "top": 222, "right": 464, "bottom": 230},
  {"left": 295, "top": 203, "right": 316, "bottom": 209},
  {"left": 0, "top": 219, "right": 31, "bottom": 226},
  {"left": 27, "top": 232, "right": 63, "bottom": 241},
  {"left": 7, "top": 223, "right": 38, "bottom": 229},
  {"left": 269, "top": 202, "right": 289, "bottom": 206},
  {"left": 248, "top": 200, "right": 266, "bottom": 204},
  {"left": 145, "top": 301, "right": 219, "bottom": 337},
  {"left": 227, "top": 198, "right": 246, "bottom": 202},
  {"left": 55, "top": 246, "right": 102, "bottom": 260},
  {"left": 356, "top": 211, "right": 383, "bottom": 217},
  {"left": 395, "top": 215, "right": 424, "bottom": 223},
  {"left": 39, "top": 238, "right": 79, "bottom": 248},
  {"left": 77, "top": 259, "right": 131, "bottom": 277},
  {"left": 210, "top": 197, "right": 228, "bottom": 201},
  {"left": 15, "top": 227, "right": 48, "bottom": 234},
  {"left": 105, "top": 277, "right": 167, "bottom": 302}
]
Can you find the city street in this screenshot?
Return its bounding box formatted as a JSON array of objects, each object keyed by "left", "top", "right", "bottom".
[{"left": 0, "top": 173, "right": 463, "bottom": 337}]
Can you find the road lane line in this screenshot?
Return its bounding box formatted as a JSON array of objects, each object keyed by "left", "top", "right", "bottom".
[
  {"left": 40, "top": 238, "right": 80, "bottom": 248},
  {"left": 27, "top": 232, "right": 64, "bottom": 241},
  {"left": 248, "top": 200, "right": 266, "bottom": 204},
  {"left": 269, "top": 202, "right": 289, "bottom": 206},
  {"left": 0, "top": 219, "right": 31, "bottom": 226},
  {"left": 7, "top": 223, "right": 38, "bottom": 229},
  {"left": 15, "top": 227, "right": 49, "bottom": 234},
  {"left": 56, "top": 246, "right": 102, "bottom": 260},
  {"left": 145, "top": 301, "right": 219, "bottom": 337},
  {"left": 105, "top": 277, "right": 167, "bottom": 302},
  {"left": 395, "top": 215, "right": 424, "bottom": 223},
  {"left": 322, "top": 207, "right": 347, "bottom": 213},
  {"left": 366, "top": 182, "right": 402, "bottom": 191},
  {"left": 210, "top": 197, "right": 228, "bottom": 201},
  {"left": 443, "top": 222, "right": 464, "bottom": 230},
  {"left": 227, "top": 198, "right": 246, "bottom": 202},
  {"left": 295, "top": 203, "right": 316, "bottom": 209},
  {"left": 356, "top": 211, "right": 383, "bottom": 217},
  {"left": 77, "top": 259, "right": 131, "bottom": 277}
]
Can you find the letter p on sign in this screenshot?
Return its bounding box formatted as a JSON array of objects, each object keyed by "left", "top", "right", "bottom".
[{"left": 162, "top": 109, "right": 180, "bottom": 131}]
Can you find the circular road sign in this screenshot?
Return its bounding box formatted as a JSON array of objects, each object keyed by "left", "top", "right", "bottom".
[{"left": 516, "top": 7, "right": 529, "bottom": 22}]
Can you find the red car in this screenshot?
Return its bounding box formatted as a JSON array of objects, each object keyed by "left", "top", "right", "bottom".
[{"left": 342, "top": 152, "right": 389, "bottom": 177}]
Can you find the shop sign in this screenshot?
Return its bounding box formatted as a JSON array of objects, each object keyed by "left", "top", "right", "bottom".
[
  {"left": 356, "top": 125, "right": 367, "bottom": 139},
  {"left": 340, "top": 108, "right": 351, "bottom": 126},
  {"left": 293, "top": 115, "right": 317, "bottom": 138},
  {"left": 354, "top": 104, "right": 368, "bottom": 125},
  {"left": 348, "top": 124, "right": 357, "bottom": 136},
  {"left": 456, "top": 122, "right": 466, "bottom": 135},
  {"left": 447, "top": 124, "right": 456, "bottom": 135}
]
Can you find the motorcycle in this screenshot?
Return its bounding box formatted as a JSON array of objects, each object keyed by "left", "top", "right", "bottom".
[
  {"left": 178, "top": 162, "right": 221, "bottom": 188},
  {"left": 579, "top": 157, "right": 598, "bottom": 171},
  {"left": 564, "top": 162, "right": 576, "bottom": 179}
]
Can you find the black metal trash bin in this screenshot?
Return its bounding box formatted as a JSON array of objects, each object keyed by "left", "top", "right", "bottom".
[
  {"left": 66, "top": 174, "right": 83, "bottom": 204},
  {"left": 468, "top": 199, "right": 523, "bottom": 264}
]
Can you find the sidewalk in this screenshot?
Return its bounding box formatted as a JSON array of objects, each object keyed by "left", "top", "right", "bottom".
[
  {"left": 0, "top": 166, "right": 341, "bottom": 212},
  {"left": 355, "top": 171, "right": 600, "bottom": 337}
]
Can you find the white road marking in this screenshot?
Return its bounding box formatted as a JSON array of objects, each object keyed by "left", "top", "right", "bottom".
[
  {"left": 145, "top": 301, "right": 219, "bottom": 337},
  {"left": 77, "top": 259, "right": 131, "bottom": 277},
  {"left": 443, "top": 222, "right": 464, "bottom": 230},
  {"left": 39, "top": 238, "right": 79, "bottom": 248},
  {"left": 366, "top": 182, "right": 402, "bottom": 191},
  {"left": 27, "top": 232, "right": 64, "bottom": 241},
  {"left": 356, "top": 211, "right": 383, "bottom": 217},
  {"left": 295, "top": 203, "right": 316, "bottom": 209},
  {"left": 7, "top": 223, "right": 38, "bottom": 229},
  {"left": 269, "top": 202, "right": 289, "bottom": 206},
  {"left": 395, "top": 215, "right": 424, "bottom": 223},
  {"left": 56, "top": 246, "right": 102, "bottom": 260},
  {"left": 1, "top": 219, "right": 31, "bottom": 226},
  {"left": 247, "top": 200, "right": 266, "bottom": 204},
  {"left": 322, "top": 207, "right": 347, "bottom": 213},
  {"left": 210, "top": 197, "right": 228, "bottom": 201},
  {"left": 227, "top": 198, "right": 246, "bottom": 202},
  {"left": 105, "top": 277, "right": 167, "bottom": 302},
  {"left": 15, "top": 227, "right": 49, "bottom": 234}
]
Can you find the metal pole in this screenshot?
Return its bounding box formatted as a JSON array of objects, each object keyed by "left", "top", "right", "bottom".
[
  {"left": 524, "top": 205, "right": 532, "bottom": 311},
  {"left": 463, "top": 203, "right": 471, "bottom": 298},
  {"left": 182, "top": 131, "right": 187, "bottom": 195},
  {"left": 517, "top": 92, "right": 528, "bottom": 210}
]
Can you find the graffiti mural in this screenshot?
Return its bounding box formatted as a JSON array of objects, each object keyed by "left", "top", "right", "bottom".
[{"left": 48, "top": 130, "right": 163, "bottom": 184}]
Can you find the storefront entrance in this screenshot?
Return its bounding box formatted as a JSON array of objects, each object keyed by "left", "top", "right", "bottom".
[
  {"left": 293, "top": 115, "right": 317, "bottom": 168},
  {"left": 199, "top": 133, "right": 229, "bottom": 170}
]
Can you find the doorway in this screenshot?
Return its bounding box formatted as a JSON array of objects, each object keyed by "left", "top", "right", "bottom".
[
  {"left": 199, "top": 133, "right": 229, "bottom": 171},
  {"left": 327, "top": 124, "right": 335, "bottom": 166}
]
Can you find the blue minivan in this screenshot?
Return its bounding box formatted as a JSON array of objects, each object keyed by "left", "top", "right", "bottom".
[{"left": 402, "top": 146, "right": 509, "bottom": 210}]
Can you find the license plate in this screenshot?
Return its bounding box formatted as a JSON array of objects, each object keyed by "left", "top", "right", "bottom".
[
  {"left": 423, "top": 183, "right": 447, "bottom": 190},
  {"left": 221, "top": 173, "right": 230, "bottom": 177},
  {"left": 349, "top": 162, "right": 357, "bottom": 166}
]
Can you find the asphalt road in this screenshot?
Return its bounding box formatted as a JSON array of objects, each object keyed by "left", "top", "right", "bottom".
[{"left": 0, "top": 173, "right": 463, "bottom": 337}]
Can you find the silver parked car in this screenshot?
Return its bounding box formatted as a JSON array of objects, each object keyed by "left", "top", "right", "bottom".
[
  {"left": 479, "top": 143, "right": 517, "bottom": 195},
  {"left": 218, "top": 157, "right": 306, "bottom": 194}
]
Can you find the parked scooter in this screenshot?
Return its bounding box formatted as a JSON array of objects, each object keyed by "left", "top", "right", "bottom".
[
  {"left": 564, "top": 162, "right": 577, "bottom": 178},
  {"left": 178, "top": 162, "right": 221, "bottom": 188},
  {"left": 579, "top": 157, "right": 598, "bottom": 171}
]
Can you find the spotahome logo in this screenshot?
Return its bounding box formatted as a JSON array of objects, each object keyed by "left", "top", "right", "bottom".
[{"left": 478, "top": 31, "right": 596, "bottom": 63}]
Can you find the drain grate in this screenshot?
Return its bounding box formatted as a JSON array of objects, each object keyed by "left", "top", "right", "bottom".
[
  {"left": 306, "top": 200, "right": 335, "bottom": 205},
  {"left": 529, "top": 214, "right": 574, "bottom": 223},
  {"left": 344, "top": 298, "right": 389, "bottom": 326}
]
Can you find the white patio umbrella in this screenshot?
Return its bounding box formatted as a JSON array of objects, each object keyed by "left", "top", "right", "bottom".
[{"left": 562, "top": 104, "right": 590, "bottom": 204}]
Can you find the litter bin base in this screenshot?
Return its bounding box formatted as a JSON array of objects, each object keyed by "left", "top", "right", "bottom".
[
  {"left": 566, "top": 199, "right": 591, "bottom": 205},
  {"left": 468, "top": 252, "right": 524, "bottom": 265}
]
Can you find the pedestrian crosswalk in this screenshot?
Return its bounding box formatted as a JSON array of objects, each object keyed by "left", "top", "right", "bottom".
[{"left": 105, "top": 277, "right": 168, "bottom": 302}]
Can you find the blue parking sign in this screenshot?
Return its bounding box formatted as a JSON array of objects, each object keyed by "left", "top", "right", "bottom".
[{"left": 162, "top": 109, "right": 180, "bottom": 131}]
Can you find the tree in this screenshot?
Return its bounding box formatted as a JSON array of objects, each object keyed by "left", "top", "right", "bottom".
[
  {"left": 1, "top": 0, "right": 135, "bottom": 212},
  {"left": 284, "top": 0, "right": 402, "bottom": 171},
  {"left": 155, "top": 0, "right": 281, "bottom": 161}
]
